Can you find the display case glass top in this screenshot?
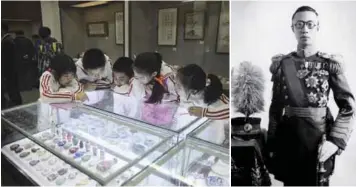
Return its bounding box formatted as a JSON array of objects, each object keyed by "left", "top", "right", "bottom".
[
  {"left": 1, "top": 102, "right": 175, "bottom": 185},
  {"left": 83, "top": 90, "right": 208, "bottom": 134},
  {"left": 188, "top": 120, "right": 229, "bottom": 148},
  {"left": 123, "top": 138, "right": 230, "bottom": 186}
]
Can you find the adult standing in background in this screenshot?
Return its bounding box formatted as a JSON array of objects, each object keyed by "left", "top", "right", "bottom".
[
  {"left": 36, "top": 26, "right": 63, "bottom": 79},
  {"left": 267, "top": 6, "right": 355, "bottom": 186},
  {"left": 1, "top": 23, "right": 23, "bottom": 109},
  {"left": 14, "top": 30, "right": 37, "bottom": 91}
]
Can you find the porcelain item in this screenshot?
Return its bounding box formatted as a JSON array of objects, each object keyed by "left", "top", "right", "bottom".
[
  {"left": 15, "top": 147, "right": 24, "bottom": 153},
  {"left": 10, "top": 144, "right": 19, "bottom": 151},
  {"left": 19, "top": 151, "right": 30, "bottom": 158},
  {"left": 30, "top": 160, "right": 40, "bottom": 166}
]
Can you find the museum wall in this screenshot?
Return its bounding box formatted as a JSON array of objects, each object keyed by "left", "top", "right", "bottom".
[
  {"left": 2, "top": 1, "right": 42, "bottom": 39},
  {"left": 60, "top": 8, "right": 86, "bottom": 58},
  {"left": 131, "top": 1, "right": 229, "bottom": 77},
  {"left": 61, "top": 2, "right": 124, "bottom": 60},
  {"left": 5, "top": 21, "right": 41, "bottom": 39},
  {"left": 61, "top": 1, "right": 229, "bottom": 77}
]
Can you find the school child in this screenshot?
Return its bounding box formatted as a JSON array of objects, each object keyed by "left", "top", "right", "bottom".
[
  {"left": 131, "top": 52, "right": 178, "bottom": 103},
  {"left": 111, "top": 57, "right": 134, "bottom": 95},
  {"left": 75, "top": 48, "right": 113, "bottom": 90},
  {"left": 39, "top": 54, "right": 88, "bottom": 103},
  {"left": 175, "top": 64, "right": 229, "bottom": 144}
]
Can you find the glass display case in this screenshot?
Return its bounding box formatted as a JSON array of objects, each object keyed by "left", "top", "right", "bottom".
[
  {"left": 2, "top": 136, "right": 99, "bottom": 186},
  {"left": 82, "top": 90, "right": 209, "bottom": 142},
  {"left": 1, "top": 102, "right": 176, "bottom": 186},
  {"left": 188, "top": 120, "right": 229, "bottom": 148},
  {"left": 122, "top": 137, "right": 230, "bottom": 186}
]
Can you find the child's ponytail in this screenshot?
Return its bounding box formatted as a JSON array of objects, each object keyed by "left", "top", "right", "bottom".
[
  {"left": 204, "top": 74, "right": 223, "bottom": 104},
  {"left": 133, "top": 52, "right": 166, "bottom": 104}
]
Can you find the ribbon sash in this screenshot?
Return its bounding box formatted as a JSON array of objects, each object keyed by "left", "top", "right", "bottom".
[{"left": 281, "top": 58, "right": 308, "bottom": 107}]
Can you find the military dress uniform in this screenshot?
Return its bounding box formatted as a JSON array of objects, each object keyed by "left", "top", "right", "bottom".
[{"left": 267, "top": 50, "right": 355, "bottom": 185}]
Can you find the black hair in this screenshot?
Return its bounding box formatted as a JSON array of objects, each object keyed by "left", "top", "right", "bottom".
[
  {"left": 2, "top": 23, "right": 9, "bottom": 32},
  {"left": 15, "top": 30, "right": 24, "bottom": 35},
  {"left": 82, "top": 48, "right": 106, "bottom": 70},
  {"left": 49, "top": 53, "right": 77, "bottom": 82},
  {"left": 133, "top": 52, "right": 166, "bottom": 104},
  {"left": 113, "top": 57, "right": 134, "bottom": 78},
  {"left": 292, "top": 6, "right": 318, "bottom": 20},
  {"left": 32, "top": 34, "right": 39, "bottom": 38},
  {"left": 38, "top": 27, "right": 51, "bottom": 39},
  {"left": 177, "top": 64, "right": 223, "bottom": 105}
]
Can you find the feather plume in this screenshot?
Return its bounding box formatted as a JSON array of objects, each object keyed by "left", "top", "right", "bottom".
[{"left": 232, "top": 61, "right": 265, "bottom": 117}]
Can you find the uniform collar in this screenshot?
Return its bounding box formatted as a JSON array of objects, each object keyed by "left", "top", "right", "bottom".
[{"left": 296, "top": 44, "right": 318, "bottom": 58}]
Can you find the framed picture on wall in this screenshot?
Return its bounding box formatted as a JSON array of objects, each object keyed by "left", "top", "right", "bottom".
[
  {"left": 184, "top": 11, "right": 205, "bottom": 40},
  {"left": 86, "top": 22, "right": 108, "bottom": 37},
  {"left": 157, "top": 8, "right": 178, "bottom": 46},
  {"left": 115, "top": 12, "right": 124, "bottom": 45},
  {"left": 216, "top": 1, "right": 229, "bottom": 53}
]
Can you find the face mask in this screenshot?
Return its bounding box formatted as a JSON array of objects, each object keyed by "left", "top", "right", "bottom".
[
  {"left": 113, "top": 72, "right": 130, "bottom": 86},
  {"left": 134, "top": 71, "right": 152, "bottom": 85},
  {"left": 88, "top": 68, "right": 104, "bottom": 80},
  {"left": 59, "top": 73, "right": 74, "bottom": 86}
]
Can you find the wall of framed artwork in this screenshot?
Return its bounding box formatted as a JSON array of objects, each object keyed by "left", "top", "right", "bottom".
[
  {"left": 157, "top": 7, "right": 178, "bottom": 46},
  {"left": 86, "top": 21, "right": 109, "bottom": 37},
  {"left": 115, "top": 11, "right": 124, "bottom": 45},
  {"left": 216, "top": 1, "right": 229, "bottom": 53},
  {"left": 184, "top": 11, "right": 205, "bottom": 40}
]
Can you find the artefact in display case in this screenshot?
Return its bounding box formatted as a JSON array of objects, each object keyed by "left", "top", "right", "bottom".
[
  {"left": 83, "top": 90, "right": 209, "bottom": 142},
  {"left": 122, "top": 137, "right": 230, "bottom": 186},
  {"left": 1, "top": 102, "right": 176, "bottom": 186},
  {"left": 188, "top": 120, "right": 229, "bottom": 148}
]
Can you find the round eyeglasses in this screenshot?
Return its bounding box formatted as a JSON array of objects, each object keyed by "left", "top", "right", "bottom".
[{"left": 293, "top": 21, "right": 318, "bottom": 29}]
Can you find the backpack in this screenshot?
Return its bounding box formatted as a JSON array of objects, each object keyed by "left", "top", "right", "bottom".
[{"left": 37, "top": 39, "right": 63, "bottom": 75}]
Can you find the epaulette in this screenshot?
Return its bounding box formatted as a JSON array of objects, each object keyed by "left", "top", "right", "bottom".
[
  {"left": 270, "top": 54, "right": 285, "bottom": 74},
  {"left": 318, "top": 52, "right": 344, "bottom": 74}
]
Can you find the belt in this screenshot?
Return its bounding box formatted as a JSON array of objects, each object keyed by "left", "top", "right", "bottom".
[{"left": 284, "top": 106, "right": 327, "bottom": 119}]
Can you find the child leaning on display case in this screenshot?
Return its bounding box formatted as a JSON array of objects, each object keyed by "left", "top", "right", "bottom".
[
  {"left": 175, "top": 64, "right": 229, "bottom": 145},
  {"left": 39, "top": 54, "right": 88, "bottom": 103},
  {"left": 175, "top": 64, "right": 229, "bottom": 120},
  {"left": 75, "top": 48, "right": 113, "bottom": 91},
  {"left": 111, "top": 57, "right": 134, "bottom": 95},
  {"left": 130, "top": 52, "right": 178, "bottom": 103}
]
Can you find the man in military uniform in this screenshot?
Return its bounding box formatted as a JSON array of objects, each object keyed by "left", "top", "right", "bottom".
[{"left": 267, "top": 6, "right": 355, "bottom": 186}]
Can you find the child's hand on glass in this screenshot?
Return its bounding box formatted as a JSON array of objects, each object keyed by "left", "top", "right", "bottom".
[
  {"left": 188, "top": 106, "right": 204, "bottom": 117},
  {"left": 75, "top": 92, "right": 89, "bottom": 102},
  {"left": 84, "top": 83, "right": 96, "bottom": 91}
]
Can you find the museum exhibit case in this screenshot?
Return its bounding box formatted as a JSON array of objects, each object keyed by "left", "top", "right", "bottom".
[
  {"left": 188, "top": 120, "right": 229, "bottom": 148},
  {"left": 122, "top": 137, "right": 230, "bottom": 186},
  {"left": 1, "top": 102, "right": 177, "bottom": 186},
  {"left": 82, "top": 90, "right": 210, "bottom": 142}
]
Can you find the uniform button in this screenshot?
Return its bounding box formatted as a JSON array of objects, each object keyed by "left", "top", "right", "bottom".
[
  {"left": 285, "top": 95, "right": 288, "bottom": 99},
  {"left": 282, "top": 77, "right": 285, "bottom": 81},
  {"left": 283, "top": 86, "right": 287, "bottom": 89}
]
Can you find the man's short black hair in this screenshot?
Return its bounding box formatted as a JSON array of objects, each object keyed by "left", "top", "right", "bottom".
[
  {"left": 113, "top": 57, "right": 134, "bottom": 78},
  {"left": 82, "top": 48, "right": 106, "bottom": 70},
  {"left": 2, "top": 23, "right": 9, "bottom": 32},
  {"left": 32, "top": 34, "right": 40, "bottom": 39},
  {"left": 292, "top": 6, "right": 318, "bottom": 20},
  {"left": 38, "top": 27, "right": 51, "bottom": 39},
  {"left": 15, "top": 30, "right": 25, "bottom": 35}
]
